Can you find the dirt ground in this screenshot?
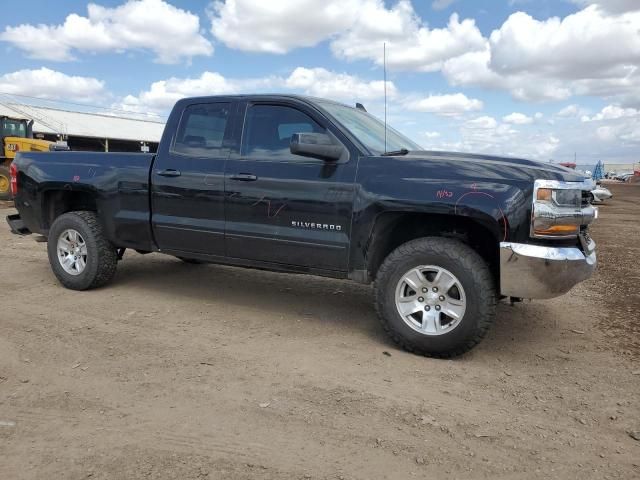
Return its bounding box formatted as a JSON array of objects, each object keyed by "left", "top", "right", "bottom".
[{"left": 0, "top": 183, "right": 638, "bottom": 480}]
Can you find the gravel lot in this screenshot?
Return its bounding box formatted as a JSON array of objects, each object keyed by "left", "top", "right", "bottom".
[{"left": 1, "top": 183, "right": 638, "bottom": 479}]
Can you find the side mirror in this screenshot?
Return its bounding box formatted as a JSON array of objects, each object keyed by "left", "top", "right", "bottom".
[{"left": 290, "top": 132, "right": 344, "bottom": 161}]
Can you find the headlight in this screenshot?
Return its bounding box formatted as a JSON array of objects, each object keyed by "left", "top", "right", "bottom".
[
  {"left": 536, "top": 188, "right": 581, "bottom": 207},
  {"left": 531, "top": 179, "right": 596, "bottom": 239}
]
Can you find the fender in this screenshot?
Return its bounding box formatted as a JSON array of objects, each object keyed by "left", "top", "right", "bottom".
[{"left": 347, "top": 153, "right": 548, "bottom": 277}]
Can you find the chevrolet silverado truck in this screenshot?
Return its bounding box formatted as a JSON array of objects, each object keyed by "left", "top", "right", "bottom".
[{"left": 6, "top": 95, "right": 597, "bottom": 357}]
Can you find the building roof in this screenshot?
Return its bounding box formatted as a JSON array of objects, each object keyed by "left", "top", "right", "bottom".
[{"left": 0, "top": 103, "right": 165, "bottom": 143}]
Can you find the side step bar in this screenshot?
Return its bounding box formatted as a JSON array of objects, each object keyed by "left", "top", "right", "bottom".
[{"left": 6, "top": 214, "right": 31, "bottom": 235}]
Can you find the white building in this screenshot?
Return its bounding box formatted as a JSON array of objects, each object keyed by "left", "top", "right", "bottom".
[{"left": 0, "top": 103, "right": 165, "bottom": 152}]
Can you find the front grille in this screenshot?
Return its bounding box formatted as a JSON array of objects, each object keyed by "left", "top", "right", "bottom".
[{"left": 581, "top": 190, "right": 592, "bottom": 207}]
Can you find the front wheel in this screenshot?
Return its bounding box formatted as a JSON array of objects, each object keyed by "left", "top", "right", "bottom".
[
  {"left": 47, "top": 211, "right": 118, "bottom": 290},
  {"left": 0, "top": 164, "right": 11, "bottom": 201},
  {"left": 375, "top": 237, "right": 496, "bottom": 358}
]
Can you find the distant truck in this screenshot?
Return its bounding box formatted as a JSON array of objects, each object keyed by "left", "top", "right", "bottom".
[{"left": 6, "top": 95, "right": 598, "bottom": 357}]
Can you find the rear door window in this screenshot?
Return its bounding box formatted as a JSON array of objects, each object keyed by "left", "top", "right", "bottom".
[{"left": 172, "top": 103, "right": 230, "bottom": 157}]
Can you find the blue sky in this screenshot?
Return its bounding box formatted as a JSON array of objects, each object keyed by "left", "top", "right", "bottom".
[{"left": 0, "top": 0, "right": 639, "bottom": 164}]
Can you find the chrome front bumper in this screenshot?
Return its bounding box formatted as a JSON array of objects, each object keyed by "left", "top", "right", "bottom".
[{"left": 499, "top": 237, "right": 596, "bottom": 299}]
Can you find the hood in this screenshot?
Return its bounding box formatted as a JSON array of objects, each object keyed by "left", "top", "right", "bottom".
[{"left": 396, "top": 150, "right": 587, "bottom": 182}]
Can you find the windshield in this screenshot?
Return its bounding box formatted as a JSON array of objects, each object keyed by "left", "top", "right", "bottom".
[
  {"left": 1, "top": 118, "right": 27, "bottom": 138},
  {"left": 316, "top": 101, "right": 422, "bottom": 154}
]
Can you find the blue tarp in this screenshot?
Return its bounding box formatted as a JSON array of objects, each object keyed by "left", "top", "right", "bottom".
[{"left": 592, "top": 160, "right": 605, "bottom": 180}]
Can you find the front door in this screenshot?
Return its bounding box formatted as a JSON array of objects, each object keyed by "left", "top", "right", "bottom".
[
  {"left": 151, "top": 101, "right": 234, "bottom": 256},
  {"left": 224, "top": 102, "right": 357, "bottom": 272}
]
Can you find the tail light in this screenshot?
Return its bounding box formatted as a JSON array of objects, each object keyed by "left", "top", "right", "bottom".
[{"left": 10, "top": 162, "right": 18, "bottom": 197}]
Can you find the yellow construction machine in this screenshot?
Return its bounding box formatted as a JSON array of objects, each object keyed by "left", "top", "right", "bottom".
[{"left": 0, "top": 115, "right": 68, "bottom": 200}]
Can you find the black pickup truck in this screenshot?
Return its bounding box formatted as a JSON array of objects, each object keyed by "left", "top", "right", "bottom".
[{"left": 6, "top": 95, "right": 598, "bottom": 357}]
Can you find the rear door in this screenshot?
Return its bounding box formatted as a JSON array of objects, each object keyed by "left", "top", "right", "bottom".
[
  {"left": 224, "top": 100, "right": 358, "bottom": 272},
  {"left": 151, "top": 101, "right": 235, "bottom": 256}
]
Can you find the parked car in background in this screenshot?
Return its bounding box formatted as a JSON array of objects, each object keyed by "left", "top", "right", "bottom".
[
  {"left": 614, "top": 172, "right": 634, "bottom": 181},
  {"left": 590, "top": 185, "right": 613, "bottom": 203}
]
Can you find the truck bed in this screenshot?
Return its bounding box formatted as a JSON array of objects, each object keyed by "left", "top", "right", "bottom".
[{"left": 13, "top": 151, "right": 156, "bottom": 251}]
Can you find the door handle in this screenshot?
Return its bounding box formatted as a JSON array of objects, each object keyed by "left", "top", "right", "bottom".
[
  {"left": 157, "top": 169, "right": 181, "bottom": 177},
  {"left": 230, "top": 173, "right": 258, "bottom": 182}
]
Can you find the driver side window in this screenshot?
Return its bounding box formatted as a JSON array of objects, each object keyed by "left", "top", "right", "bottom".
[{"left": 242, "top": 104, "right": 325, "bottom": 160}]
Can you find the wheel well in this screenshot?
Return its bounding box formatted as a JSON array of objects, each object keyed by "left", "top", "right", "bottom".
[
  {"left": 42, "top": 190, "right": 97, "bottom": 230},
  {"left": 366, "top": 212, "right": 500, "bottom": 283}
]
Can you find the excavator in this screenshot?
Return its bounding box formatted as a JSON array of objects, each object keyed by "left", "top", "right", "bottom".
[{"left": 0, "top": 115, "right": 69, "bottom": 200}]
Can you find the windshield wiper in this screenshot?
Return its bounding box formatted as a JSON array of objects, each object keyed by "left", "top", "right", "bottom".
[{"left": 381, "top": 148, "right": 409, "bottom": 156}]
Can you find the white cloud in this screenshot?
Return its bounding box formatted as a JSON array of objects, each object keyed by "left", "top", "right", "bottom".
[
  {"left": 431, "top": 0, "right": 457, "bottom": 11},
  {"left": 119, "top": 71, "right": 270, "bottom": 112},
  {"left": 0, "top": 0, "right": 213, "bottom": 64},
  {"left": 441, "top": 47, "right": 503, "bottom": 88},
  {"left": 531, "top": 134, "right": 561, "bottom": 158},
  {"left": 0, "top": 68, "right": 105, "bottom": 102},
  {"left": 596, "top": 125, "right": 619, "bottom": 141},
  {"left": 620, "top": 125, "right": 640, "bottom": 142},
  {"left": 459, "top": 108, "right": 639, "bottom": 162},
  {"left": 581, "top": 104, "right": 640, "bottom": 121},
  {"left": 420, "top": 101, "right": 640, "bottom": 164},
  {"left": 118, "top": 68, "right": 396, "bottom": 113},
  {"left": 332, "top": 8, "right": 486, "bottom": 72},
  {"left": 465, "top": 116, "right": 498, "bottom": 129},
  {"left": 461, "top": 125, "right": 559, "bottom": 159},
  {"left": 582, "top": 113, "right": 640, "bottom": 145},
  {"left": 557, "top": 105, "right": 581, "bottom": 117},
  {"left": 488, "top": 7, "right": 640, "bottom": 80},
  {"left": 209, "top": 0, "right": 361, "bottom": 54},
  {"left": 467, "top": 6, "right": 640, "bottom": 103},
  {"left": 441, "top": 45, "right": 575, "bottom": 102},
  {"left": 210, "top": 1, "right": 485, "bottom": 71},
  {"left": 503, "top": 112, "right": 534, "bottom": 125},
  {"left": 285, "top": 67, "right": 396, "bottom": 101},
  {"left": 423, "top": 131, "right": 442, "bottom": 139},
  {"left": 436, "top": 5, "right": 640, "bottom": 105},
  {"left": 438, "top": 116, "right": 561, "bottom": 159},
  {"left": 209, "top": 1, "right": 640, "bottom": 106},
  {"left": 407, "top": 93, "right": 483, "bottom": 115},
  {"left": 570, "top": 0, "right": 640, "bottom": 14}
]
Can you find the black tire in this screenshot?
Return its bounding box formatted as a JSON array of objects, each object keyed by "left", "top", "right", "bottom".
[
  {"left": 47, "top": 211, "right": 118, "bottom": 290},
  {"left": 374, "top": 237, "right": 496, "bottom": 358},
  {"left": 177, "top": 257, "right": 203, "bottom": 264},
  {"left": 0, "top": 164, "right": 11, "bottom": 201}
]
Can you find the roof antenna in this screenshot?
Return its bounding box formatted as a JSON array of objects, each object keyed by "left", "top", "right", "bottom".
[{"left": 383, "top": 42, "right": 387, "bottom": 153}]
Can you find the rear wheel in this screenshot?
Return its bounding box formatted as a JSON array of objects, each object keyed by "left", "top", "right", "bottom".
[
  {"left": 0, "top": 164, "right": 11, "bottom": 201},
  {"left": 47, "top": 211, "right": 118, "bottom": 290},
  {"left": 375, "top": 237, "right": 496, "bottom": 358}
]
